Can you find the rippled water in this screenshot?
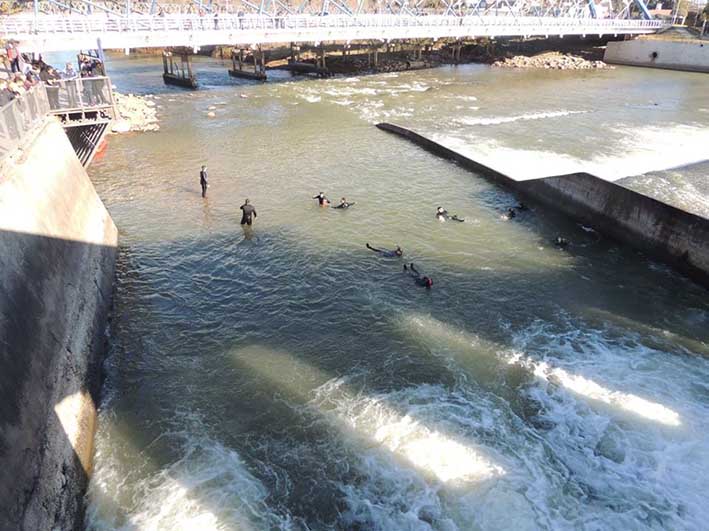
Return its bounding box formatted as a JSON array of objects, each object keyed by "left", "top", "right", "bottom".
[{"left": 84, "top": 54, "right": 709, "bottom": 530}]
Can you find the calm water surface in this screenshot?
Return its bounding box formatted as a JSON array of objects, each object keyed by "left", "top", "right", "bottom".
[{"left": 84, "top": 54, "right": 709, "bottom": 530}]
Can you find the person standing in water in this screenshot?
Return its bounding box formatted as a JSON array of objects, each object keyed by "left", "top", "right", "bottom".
[
  {"left": 200, "top": 165, "right": 208, "bottom": 198},
  {"left": 240, "top": 199, "right": 257, "bottom": 226},
  {"left": 313, "top": 192, "right": 330, "bottom": 207},
  {"left": 366, "top": 243, "right": 403, "bottom": 258}
]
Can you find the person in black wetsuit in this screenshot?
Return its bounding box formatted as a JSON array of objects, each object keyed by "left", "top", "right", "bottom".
[
  {"left": 313, "top": 192, "right": 330, "bottom": 207},
  {"left": 436, "top": 206, "right": 464, "bottom": 222},
  {"left": 502, "top": 208, "right": 516, "bottom": 220},
  {"left": 366, "top": 243, "right": 403, "bottom": 258},
  {"left": 240, "top": 199, "right": 257, "bottom": 225},
  {"left": 554, "top": 236, "right": 569, "bottom": 249},
  {"left": 200, "top": 165, "right": 208, "bottom": 198},
  {"left": 334, "top": 197, "right": 355, "bottom": 209},
  {"left": 404, "top": 263, "right": 433, "bottom": 289}
]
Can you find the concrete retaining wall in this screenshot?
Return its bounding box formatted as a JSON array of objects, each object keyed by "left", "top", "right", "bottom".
[
  {"left": 376, "top": 122, "right": 709, "bottom": 289},
  {"left": 604, "top": 39, "right": 709, "bottom": 73},
  {"left": 0, "top": 119, "right": 118, "bottom": 530}
]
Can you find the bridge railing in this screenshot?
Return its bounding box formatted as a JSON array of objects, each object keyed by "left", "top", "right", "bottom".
[
  {"left": 0, "top": 84, "right": 50, "bottom": 162},
  {"left": 0, "top": 13, "right": 664, "bottom": 37},
  {"left": 46, "top": 76, "right": 114, "bottom": 114}
]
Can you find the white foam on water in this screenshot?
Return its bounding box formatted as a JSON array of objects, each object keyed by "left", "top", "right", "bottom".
[
  {"left": 86, "top": 413, "right": 292, "bottom": 531},
  {"left": 392, "top": 313, "right": 709, "bottom": 529},
  {"left": 509, "top": 318, "right": 709, "bottom": 529},
  {"left": 456, "top": 110, "right": 587, "bottom": 126},
  {"left": 431, "top": 123, "right": 709, "bottom": 182},
  {"left": 310, "top": 379, "right": 543, "bottom": 530},
  {"left": 302, "top": 94, "right": 321, "bottom": 104}
]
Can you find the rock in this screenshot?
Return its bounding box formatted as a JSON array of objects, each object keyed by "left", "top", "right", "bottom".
[
  {"left": 208, "top": 105, "right": 217, "bottom": 110},
  {"left": 491, "top": 53, "right": 609, "bottom": 70},
  {"left": 207, "top": 111, "right": 216, "bottom": 118},
  {"left": 111, "top": 120, "right": 131, "bottom": 133},
  {"left": 112, "top": 91, "right": 160, "bottom": 133}
]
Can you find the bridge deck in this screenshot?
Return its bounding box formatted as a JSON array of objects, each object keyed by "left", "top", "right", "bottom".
[{"left": 2, "top": 14, "right": 664, "bottom": 52}]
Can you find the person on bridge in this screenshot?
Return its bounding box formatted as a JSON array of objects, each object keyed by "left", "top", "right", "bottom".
[
  {"left": 6, "top": 43, "right": 20, "bottom": 74},
  {"left": 39, "top": 65, "right": 61, "bottom": 109},
  {"left": 200, "top": 165, "right": 208, "bottom": 198},
  {"left": 313, "top": 192, "right": 330, "bottom": 207},
  {"left": 62, "top": 62, "right": 77, "bottom": 79},
  {"left": 404, "top": 263, "right": 433, "bottom": 289},
  {"left": 436, "top": 206, "right": 464, "bottom": 222},
  {"left": 240, "top": 199, "right": 257, "bottom": 226},
  {"left": 333, "top": 197, "right": 355, "bottom": 209},
  {"left": 366, "top": 243, "right": 403, "bottom": 258}
]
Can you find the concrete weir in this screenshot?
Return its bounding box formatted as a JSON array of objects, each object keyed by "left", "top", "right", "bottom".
[
  {"left": 0, "top": 120, "right": 118, "bottom": 529},
  {"left": 376, "top": 122, "right": 709, "bottom": 289}
]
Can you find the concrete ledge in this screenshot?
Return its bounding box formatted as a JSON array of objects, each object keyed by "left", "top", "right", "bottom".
[
  {"left": 604, "top": 39, "right": 709, "bottom": 73},
  {"left": 0, "top": 120, "right": 118, "bottom": 530},
  {"left": 376, "top": 122, "right": 709, "bottom": 289}
]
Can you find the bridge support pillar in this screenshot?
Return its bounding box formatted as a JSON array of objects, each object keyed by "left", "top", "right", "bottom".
[
  {"left": 162, "top": 51, "right": 197, "bottom": 89},
  {"left": 228, "top": 47, "right": 266, "bottom": 81}
]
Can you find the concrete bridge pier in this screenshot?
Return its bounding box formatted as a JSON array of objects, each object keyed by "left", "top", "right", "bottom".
[
  {"left": 229, "top": 46, "right": 267, "bottom": 81},
  {"left": 162, "top": 51, "right": 197, "bottom": 89}
]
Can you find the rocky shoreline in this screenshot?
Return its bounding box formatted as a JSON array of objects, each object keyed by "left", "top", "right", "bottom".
[
  {"left": 111, "top": 92, "right": 160, "bottom": 133},
  {"left": 492, "top": 52, "right": 611, "bottom": 70}
]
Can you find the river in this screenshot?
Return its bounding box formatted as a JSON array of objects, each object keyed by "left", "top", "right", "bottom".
[{"left": 79, "top": 54, "right": 709, "bottom": 530}]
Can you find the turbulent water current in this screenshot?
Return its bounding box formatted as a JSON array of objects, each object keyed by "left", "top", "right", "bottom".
[{"left": 73, "top": 53, "right": 709, "bottom": 530}]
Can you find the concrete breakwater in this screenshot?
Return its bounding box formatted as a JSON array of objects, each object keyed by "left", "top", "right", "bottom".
[
  {"left": 0, "top": 120, "right": 118, "bottom": 529},
  {"left": 604, "top": 39, "right": 709, "bottom": 73},
  {"left": 376, "top": 122, "right": 709, "bottom": 289}
]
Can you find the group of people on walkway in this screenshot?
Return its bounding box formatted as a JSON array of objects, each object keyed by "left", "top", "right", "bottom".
[{"left": 0, "top": 46, "right": 106, "bottom": 109}]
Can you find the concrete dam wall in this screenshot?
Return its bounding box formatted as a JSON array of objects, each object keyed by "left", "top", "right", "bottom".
[
  {"left": 0, "top": 120, "right": 118, "bottom": 530},
  {"left": 376, "top": 123, "right": 709, "bottom": 290},
  {"left": 604, "top": 39, "right": 709, "bottom": 73}
]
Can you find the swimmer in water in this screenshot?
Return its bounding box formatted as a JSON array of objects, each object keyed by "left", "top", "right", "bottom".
[
  {"left": 366, "top": 243, "right": 403, "bottom": 258},
  {"left": 436, "top": 206, "right": 464, "bottom": 222},
  {"left": 404, "top": 263, "right": 433, "bottom": 289},
  {"left": 313, "top": 192, "right": 330, "bottom": 207},
  {"left": 333, "top": 197, "right": 355, "bottom": 209},
  {"left": 554, "top": 236, "right": 569, "bottom": 249},
  {"left": 502, "top": 208, "right": 516, "bottom": 220}
]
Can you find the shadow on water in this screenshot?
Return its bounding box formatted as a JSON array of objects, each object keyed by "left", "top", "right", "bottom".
[{"left": 89, "top": 219, "right": 709, "bottom": 528}]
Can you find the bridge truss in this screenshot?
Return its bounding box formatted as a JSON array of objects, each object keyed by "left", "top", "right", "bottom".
[{"left": 3, "top": 0, "right": 662, "bottom": 52}]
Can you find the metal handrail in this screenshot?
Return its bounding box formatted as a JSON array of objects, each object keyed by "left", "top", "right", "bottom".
[
  {"left": 0, "top": 13, "right": 665, "bottom": 36},
  {"left": 0, "top": 84, "right": 50, "bottom": 163}
]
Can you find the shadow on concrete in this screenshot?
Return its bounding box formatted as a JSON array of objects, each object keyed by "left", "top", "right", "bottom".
[{"left": 0, "top": 228, "right": 116, "bottom": 531}]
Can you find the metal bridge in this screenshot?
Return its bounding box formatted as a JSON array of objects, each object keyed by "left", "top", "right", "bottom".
[{"left": 2, "top": 0, "right": 663, "bottom": 53}]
